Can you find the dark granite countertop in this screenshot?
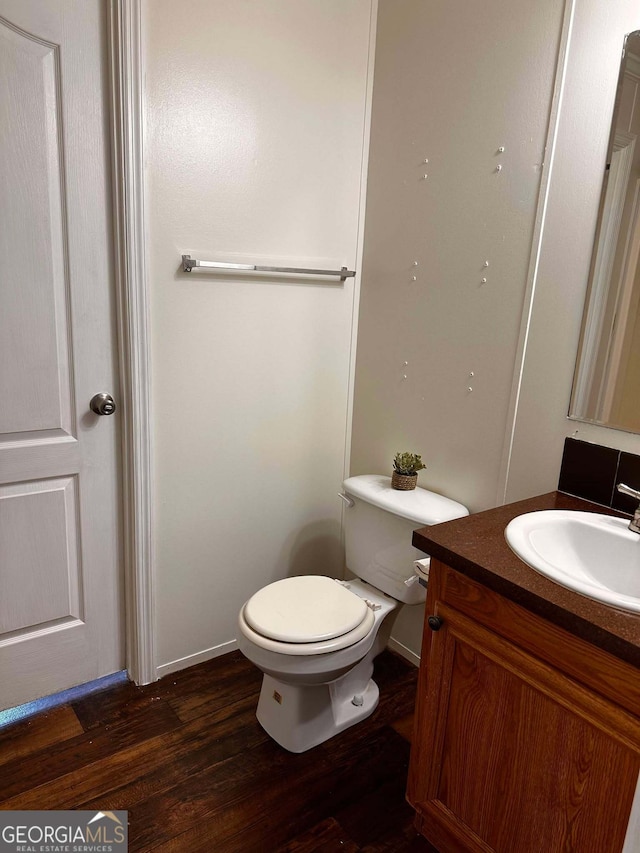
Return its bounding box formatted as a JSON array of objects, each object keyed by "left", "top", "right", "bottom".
[{"left": 412, "top": 491, "right": 640, "bottom": 668}]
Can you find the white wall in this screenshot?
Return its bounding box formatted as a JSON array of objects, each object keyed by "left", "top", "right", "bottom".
[
  {"left": 352, "top": 0, "right": 565, "bottom": 513},
  {"left": 351, "top": 0, "right": 566, "bottom": 656},
  {"left": 353, "top": 0, "right": 640, "bottom": 658},
  {"left": 504, "top": 0, "right": 640, "bottom": 503},
  {"left": 142, "top": 0, "right": 375, "bottom": 674},
  {"left": 142, "top": 0, "right": 640, "bottom": 676}
]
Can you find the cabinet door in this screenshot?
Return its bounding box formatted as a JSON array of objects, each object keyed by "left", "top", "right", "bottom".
[{"left": 408, "top": 601, "right": 640, "bottom": 853}]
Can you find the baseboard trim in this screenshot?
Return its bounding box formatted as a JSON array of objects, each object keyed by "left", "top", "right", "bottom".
[
  {"left": 156, "top": 639, "right": 238, "bottom": 679},
  {"left": 158, "top": 636, "right": 417, "bottom": 679},
  {"left": 388, "top": 637, "right": 420, "bottom": 668}
]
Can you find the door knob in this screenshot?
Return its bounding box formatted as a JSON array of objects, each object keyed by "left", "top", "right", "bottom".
[
  {"left": 427, "top": 615, "right": 443, "bottom": 631},
  {"left": 90, "top": 393, "right": 116, "bottom": 416}
]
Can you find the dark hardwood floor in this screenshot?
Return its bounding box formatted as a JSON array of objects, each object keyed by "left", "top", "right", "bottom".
[{"left": 0, "top": 649, "right": 437, "bottom": 852}]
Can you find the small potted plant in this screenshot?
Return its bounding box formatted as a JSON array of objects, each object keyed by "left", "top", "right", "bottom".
[{"left": 391, "top": 451, "right": 426, "bottom": 490}]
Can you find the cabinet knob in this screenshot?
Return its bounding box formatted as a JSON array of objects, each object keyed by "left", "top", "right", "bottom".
[{"left": 427, "top": 615, "right": 443, "bottom": 631}]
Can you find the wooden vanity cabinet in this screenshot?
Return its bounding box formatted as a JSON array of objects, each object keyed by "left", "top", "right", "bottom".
[{"left": 407, "top": 559, "right": 640, "bottom": 853}]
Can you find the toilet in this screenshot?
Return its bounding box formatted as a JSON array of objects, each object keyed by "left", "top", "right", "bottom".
[{"left": 236, "top": 474, "right": 468, "bottom": 752}]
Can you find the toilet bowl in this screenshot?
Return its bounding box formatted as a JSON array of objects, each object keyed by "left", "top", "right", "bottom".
[
  {"left": 237, "top": 474, "right": 468, "bottom": 753},
  {"left": 237, "top": 577, "right": 398, "bottom": 752}
]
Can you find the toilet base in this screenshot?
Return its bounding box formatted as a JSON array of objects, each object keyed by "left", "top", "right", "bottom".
[{"left": 256, "top": 663, "right": 379, "bottom": 753}]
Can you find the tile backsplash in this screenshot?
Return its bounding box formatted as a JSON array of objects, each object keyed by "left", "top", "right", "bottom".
[{"left": 558, "top": 438, "right": 640, "bottom": 515}]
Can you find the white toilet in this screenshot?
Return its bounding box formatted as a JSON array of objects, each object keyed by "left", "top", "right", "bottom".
[{"left": 236, "top": 474, "right": 468, "bottom": 752}]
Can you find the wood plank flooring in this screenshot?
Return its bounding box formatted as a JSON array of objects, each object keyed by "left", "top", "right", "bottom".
[{"left": 0, "top": 649, "right": 437, "bottom": 852}]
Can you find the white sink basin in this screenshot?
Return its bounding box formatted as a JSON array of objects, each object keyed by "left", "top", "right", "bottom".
[{"left": 505, "top": 510, "right": 640, "bottom": 614}]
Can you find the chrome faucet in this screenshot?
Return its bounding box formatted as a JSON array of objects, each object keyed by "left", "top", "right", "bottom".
[{"left": 616, "top": 483, "right": 640, "bottom": 533}]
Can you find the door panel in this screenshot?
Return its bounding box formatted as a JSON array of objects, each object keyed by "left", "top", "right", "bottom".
[
  {"left": 0, "top": 16, "right": 72, "bottom": 436},
  {"left": 0, "top": 478, "right": 81, "bottom": 634},
  {"left": 0, "top": 0, "right": 123, "bottom": 710}
]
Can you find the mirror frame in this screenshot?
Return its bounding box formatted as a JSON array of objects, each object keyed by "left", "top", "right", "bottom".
[{"left": 569, "top": 30, "right": 640, "bottom": 434}]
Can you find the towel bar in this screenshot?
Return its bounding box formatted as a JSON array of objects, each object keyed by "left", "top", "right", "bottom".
[{"left": 181, "top": 255, "right": 355, "bottom": 281}]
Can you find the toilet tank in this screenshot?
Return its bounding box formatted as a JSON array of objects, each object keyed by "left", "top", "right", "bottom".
[{"left": 342, "top": 475, "right": 468, "bottom": 605}]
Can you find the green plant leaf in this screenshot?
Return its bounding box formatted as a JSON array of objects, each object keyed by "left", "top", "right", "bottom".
[{"left": 393, "top": 451, "right": 426, "bottom": 475}]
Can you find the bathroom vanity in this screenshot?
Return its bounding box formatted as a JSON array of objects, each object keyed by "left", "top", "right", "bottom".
[{"left": 407, "top": 492, "right": 640, "bottom": 853}]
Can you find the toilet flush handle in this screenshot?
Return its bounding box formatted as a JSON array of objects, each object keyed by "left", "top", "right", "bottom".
[{"left": 338, "top": 492, "right": 355, "bottom": 508}]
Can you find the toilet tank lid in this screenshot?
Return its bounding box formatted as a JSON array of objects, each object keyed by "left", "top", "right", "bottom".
[{"left": 343, "top": 474, "right": 469, "bottom": 526}]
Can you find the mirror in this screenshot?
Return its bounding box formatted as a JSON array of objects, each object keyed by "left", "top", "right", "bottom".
[{"left": 570, "top": 31, "right": 640, "bottom": 433}]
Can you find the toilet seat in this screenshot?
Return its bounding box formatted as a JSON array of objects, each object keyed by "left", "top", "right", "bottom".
[
  {"left": 245, "top": 576, "right": 369, "bottom": 642},
  {"left": 239, "top": 576, "right": 376, "bottom": 655}
]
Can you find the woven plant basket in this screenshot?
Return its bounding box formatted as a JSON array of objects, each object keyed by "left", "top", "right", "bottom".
[{"left": 391, "top": 471, "right": 418, "bottom": 490}]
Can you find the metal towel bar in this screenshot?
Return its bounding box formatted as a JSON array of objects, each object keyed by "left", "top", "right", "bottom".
[{"left": 181, "top": 255, "right": 355, "bottom": 281}]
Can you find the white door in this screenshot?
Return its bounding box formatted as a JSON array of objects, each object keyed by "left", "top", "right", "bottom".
[{"left": 0, "top": 0, "right": 123, "bottom": 710}]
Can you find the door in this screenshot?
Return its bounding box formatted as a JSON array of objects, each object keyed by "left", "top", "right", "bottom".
[
  {"left": 0, "top": 0, "right": 123, "bottom": 709},
  {"left": 408, "top": 596, "right": 640, "bottom": 853}
]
